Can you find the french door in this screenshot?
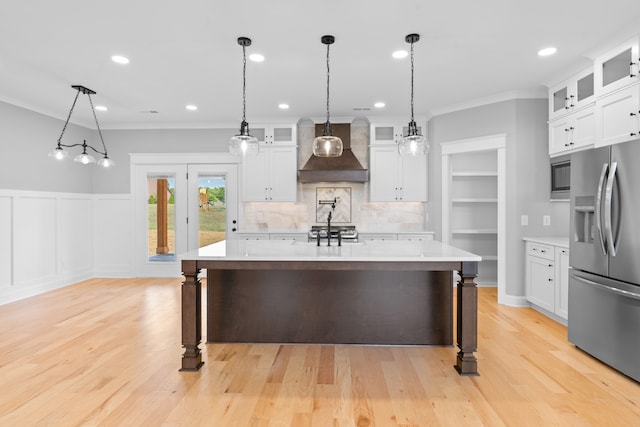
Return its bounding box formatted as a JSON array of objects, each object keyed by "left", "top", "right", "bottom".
[{"left": 133, "top": 160, "right": 238, "bottom": 277}]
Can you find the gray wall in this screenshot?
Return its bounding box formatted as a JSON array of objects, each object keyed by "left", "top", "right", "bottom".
[
  {"left": 94, "top": 128, "right": 236, "bottom": 193},
  {"left": 0, "top": 101, "right": 94, "bottom": 193},
  {"left": 428, "top": 98, "right": 569, "bottom": 298}
]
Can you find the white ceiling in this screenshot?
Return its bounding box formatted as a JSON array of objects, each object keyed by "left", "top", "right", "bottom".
[{"left": 2, "top": 0, "right": 640, "bottom": 130}]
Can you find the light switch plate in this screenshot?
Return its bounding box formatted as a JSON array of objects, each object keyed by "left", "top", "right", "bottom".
[
  {"left": 543, "top": 215, "right": 551, "bottom": 226},
  {"left": 521, "top": 215, "right": 528, "bottom": 226}
]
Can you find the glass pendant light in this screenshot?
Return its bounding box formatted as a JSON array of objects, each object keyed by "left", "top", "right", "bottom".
[
  {"left": 313, "top": 35, "right": 343, "bottom": 157},
  {"left": 50, "top": 85, "right": 115, "bottom": 168},
  {"left": 229, "top": 36, "right": 259, "bottom": 156},
  {"left": 398, "top": 33, "right": 429, "bottom": 157}
]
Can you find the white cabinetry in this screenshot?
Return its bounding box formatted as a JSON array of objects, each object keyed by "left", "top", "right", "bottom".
[
  {"left": 548, "top": 68, "right": 595, "bottom": 121},
  {"left": 369, "top": 122, "right": 427, "bottom": 202},
  {"left": 241, "top": 124, "right": 297, "bottom": 202},
  {"left": 594, "top": 83, "right": 640, "bottom": 147},
  {"left": 369, "top": 146, "right": 427, "bottom": 202},
  {"left": 252, "top": 125, "right": 297, "bottom": 145},
  {"left": 594, "top": 36, "right": 640, "bottom": 97},
  {"left": 524, "top": 239, "right": 570, "bottom": 322},
  {"left": 549, "top": 106, "right": 595, "bottom": 156}
]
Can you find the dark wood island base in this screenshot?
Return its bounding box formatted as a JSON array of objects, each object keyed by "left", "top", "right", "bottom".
[{"left": 180, "top": 255, "right": 479, "bottom": 376}]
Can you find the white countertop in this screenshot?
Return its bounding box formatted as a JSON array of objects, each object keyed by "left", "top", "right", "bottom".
[
  {"left": 522, "top": 236, "right": 570, "bottom": 248},
  {"left": 182, "top": 239, "right": 481, "bottom": 263}
]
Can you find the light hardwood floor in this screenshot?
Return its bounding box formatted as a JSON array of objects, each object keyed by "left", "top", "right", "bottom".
[{"left": 0, "top": 278, "right": 638, "bottom": 426}]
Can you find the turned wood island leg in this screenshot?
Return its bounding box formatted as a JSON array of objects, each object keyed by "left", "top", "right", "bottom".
[
  {"left": 455, "top": 261, "right": 479, "bottom": 376},
  {"left": 180, "top": 260, "right": 204, "bottom": 371}
]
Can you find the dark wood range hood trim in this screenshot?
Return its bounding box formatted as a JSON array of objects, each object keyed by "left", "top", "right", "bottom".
[{"left": 298, "top": 123, "right": 368, "bottom": 183}]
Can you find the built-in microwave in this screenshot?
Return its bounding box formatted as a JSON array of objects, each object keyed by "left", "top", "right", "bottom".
[{"left": 550, "top": 155, "right": 570, "bottom": 200}]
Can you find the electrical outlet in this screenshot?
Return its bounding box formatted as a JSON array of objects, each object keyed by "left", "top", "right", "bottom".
[
  {"left": 543, "top": 215, "right": 551, "bottom": 226},
  {"left": 521, "top": 215, "right": 528, "bottom": 226}
]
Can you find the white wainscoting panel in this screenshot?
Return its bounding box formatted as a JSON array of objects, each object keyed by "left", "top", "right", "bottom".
[
  {"left": 13, "top": 194, "right": 58, "bottom": 288},
  {"left": 0, "top": 196, "right": 12, "bottom": 288},
  {"left": 0, "top": 190, "right": 136, "bottom": 305},
  {"left": 93, "top": 195, "right": 134, "bottom": 277},
  {"left": 60, "top": 196, "right": 93, "bottom": 278}
]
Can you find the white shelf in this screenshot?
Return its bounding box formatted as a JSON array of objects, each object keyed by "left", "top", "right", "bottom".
[
  {"left": 481, "top": 255, "right": 498, "bottom": 261},
  {"left": 451, "top": 229, "right": 498, "bottom": 234},
  {"left": 451, "top": 171, "right": 498, "bottom": 177},
  {"left": 452, "top": 198, "right": 498, "bottom": 203}
]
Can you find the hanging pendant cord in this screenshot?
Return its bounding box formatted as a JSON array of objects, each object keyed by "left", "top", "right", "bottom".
[
  {"left": 410, "top": 40, "right": 415, "bottom": 122},
  {"left": 325, "top": 42, "right": 331, "bottom": 123},
  {"left": 57, "top": 89, "right": 80, "bottom": 145},
  {"left": 242, "top": 43, "right": 247, "bottom": 123}
]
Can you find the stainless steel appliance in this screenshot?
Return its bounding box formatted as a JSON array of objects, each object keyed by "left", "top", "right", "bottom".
[
  {"left": 569, "top": 140, "right": 640, "bottom": 382},
  {"left": 308, "top": 225, "right": 358, "bottom": 243},
  {"left": 550, "top": 154, "right": 570, "bottom": 200}
]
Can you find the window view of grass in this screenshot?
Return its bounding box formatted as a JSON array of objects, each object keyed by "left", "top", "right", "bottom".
[{"left": 147, "top": 178, "right": 226, "bottom": 256}]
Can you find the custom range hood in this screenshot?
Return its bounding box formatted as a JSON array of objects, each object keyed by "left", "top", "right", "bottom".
[{"left": 298, "top": 123, "right": 368, "bottom": 183}]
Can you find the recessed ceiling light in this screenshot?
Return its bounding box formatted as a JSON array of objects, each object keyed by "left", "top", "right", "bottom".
[
  {"left": 249, "top": 53, "right": 265, "bottom": 62},
  {"left": 94, "top": 105, "right": 108, "bottom": 112},
  {"left": 278, "top": 103, "right": 290, "bottom": 110},
  {"left": 374, "top": 102, "right": 385, "bottom": 108},
  {"left": 538, "top": 47, "right": 557, "bottom": 57},
  {"left": 186, "top": 105, "right": 198, "bottom": 111},
  {"left": 111, "top": 55, "right": 130, "bottom": 64},
  {"left": 392, "top": 50, "right": 408, "bottom": 59}
]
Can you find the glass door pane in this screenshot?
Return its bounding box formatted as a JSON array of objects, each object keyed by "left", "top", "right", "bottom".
[
  {"left": 196, "top": 175, "right": 227, "bottom": 248},
  {"left": 147, "top": 174, "right": 176, "bottom": 262},
  {"left": 187, "top": 164, "right": 238, "bottom": 252}
]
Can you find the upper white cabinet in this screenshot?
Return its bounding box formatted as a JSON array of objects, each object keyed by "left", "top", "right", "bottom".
[
  {"left": 369, "top": 122, "right": 428, "bottom": 202},
  {"left": 241, "top": 124, "right": 297, "bottom": 202},
  {"left": 251, "top": 125, "right": 297, "bottom": 146},
  {"left": 594, "top": 83, "right": 640, "bottom": 147},
  {"left": 370, "top": 123, "right": 426, "bottom": 146},
  {"left": 548, "top": 68, "right": 595, "bottom": 121},
  {"left": 594, "top": 36, "right": 640, "bottom": 97},
  {"left": 549, "top": 105, "right": 595, "bottom": 156}
]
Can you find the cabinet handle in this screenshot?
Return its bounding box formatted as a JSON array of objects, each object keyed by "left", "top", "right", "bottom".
[
  {"left": 630, "top": 62, "right": 637, "bottom": 78},
  {"left": 548, "top": 278, "right": 553, "bottom": 282},
  {"left": 548, "top": 264, "right": 553, "bottom": 267},
  {"left": 569, "top": 95, "right": 575, "bottom": 108}
]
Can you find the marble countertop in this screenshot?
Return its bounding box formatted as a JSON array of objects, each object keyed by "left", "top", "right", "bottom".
[
  {"left": 182, "top": 239, "right": 481, "bottom": 263},
  {"left": 522, "top": 236, "right": 570, "bottom": 248}
]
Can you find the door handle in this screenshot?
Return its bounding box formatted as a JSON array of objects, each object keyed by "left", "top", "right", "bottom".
[
  {"left": 595, "top": 163, "right": 608, "bottom": 255},
  {"left": 604, "top": 162, "right": 619, "bottom": 256}
]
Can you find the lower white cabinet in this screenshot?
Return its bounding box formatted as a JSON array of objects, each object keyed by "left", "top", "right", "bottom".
[{"left": 524, "top": 239, "right": 570, "bottom": 321}]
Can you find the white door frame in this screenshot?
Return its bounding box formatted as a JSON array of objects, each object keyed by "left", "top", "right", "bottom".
[
  {"left": 130, "top": 153, "right": 239, "bottom": 277},
  {"left": 441, "top": 134, "right": 507, "bottom": 303}
]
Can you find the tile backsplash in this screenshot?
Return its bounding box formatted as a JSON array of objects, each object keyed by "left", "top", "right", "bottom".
[{"left": 241, "top": 121, "right": 428, "bottom": 233}]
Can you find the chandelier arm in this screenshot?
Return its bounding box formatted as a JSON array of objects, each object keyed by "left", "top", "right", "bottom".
[
  {"left": 87, "top": 93, "right": 108, "bottom": 156},
  {"left": 57, "top": 89, "right": 81, "bottom": 146}
]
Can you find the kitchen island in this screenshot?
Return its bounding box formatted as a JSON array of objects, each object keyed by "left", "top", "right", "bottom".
[{"left": 180, "top": 239, "right": 481, "bottom": 375}]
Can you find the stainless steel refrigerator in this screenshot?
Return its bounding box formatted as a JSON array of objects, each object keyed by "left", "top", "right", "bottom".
[{"left": 569, "top": 140, "right": 640, "bottom": 382}]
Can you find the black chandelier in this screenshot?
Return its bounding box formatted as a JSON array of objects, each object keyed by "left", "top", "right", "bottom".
[{"left": 49, "top": 85, "right": 114, "bottom": 167}]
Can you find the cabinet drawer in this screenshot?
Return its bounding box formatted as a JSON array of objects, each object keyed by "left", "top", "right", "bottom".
[{"left": 526, "top": 242, "right": 555, "bottom": 260}]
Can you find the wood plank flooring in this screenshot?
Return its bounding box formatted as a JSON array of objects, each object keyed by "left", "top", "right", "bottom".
[{"left": 0, "top": 278, "right": 638, "bottom": 426}]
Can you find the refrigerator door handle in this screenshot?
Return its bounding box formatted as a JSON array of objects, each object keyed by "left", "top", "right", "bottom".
[
  {"left": 572, "top": 273, "right": 640, "bottom": 301},
  {"left": 595, "top": 163, "right": 609, "bottom": 255},
  {"left": 604, "top": 162, "right": 618, "bottom": 256}
]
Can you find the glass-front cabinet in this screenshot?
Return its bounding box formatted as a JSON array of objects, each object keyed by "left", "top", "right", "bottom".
[
  {"left": 251, "top": 125, "right": 296, "bottom": 145},
  {"left": 548, "top": 68, "right": 595, "bottom": 121},
  {"left": 594, "top": 36, "right": 640, "bottom": 97}
]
